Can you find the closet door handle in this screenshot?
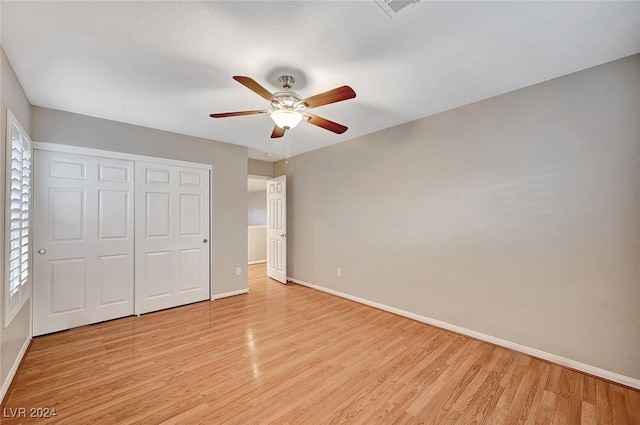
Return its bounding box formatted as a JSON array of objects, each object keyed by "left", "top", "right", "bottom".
[
  {"left": 203, "top": 239, "right": 208, "bottom": 244},
  {"left": 38, "top": 248, "right": 47, "bottom": 255}
]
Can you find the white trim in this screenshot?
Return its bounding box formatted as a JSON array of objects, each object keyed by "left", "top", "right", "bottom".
[
  {"left": 248, "top": 260, "right": 266, "bottom": 265},
  {"left": 33, "top": 142, "right": 212, "bottom": 171},
  {"left": 248, "top": 174, "right": 270, "bottom": 181},
  {"left": 289, "top": 277, "right": 640, "bottom": 390},
  {"left": 208, "top": 168, "right": 214, "bottom": 300},
  {"left": 0, "top": 337, "right": 30, "bottom": 403},
  {"left": 248, "top": 225, "right": 266, "bottom": 229},
  {"left": 213, "top": 288, "right": 248, "bottom": 300}
]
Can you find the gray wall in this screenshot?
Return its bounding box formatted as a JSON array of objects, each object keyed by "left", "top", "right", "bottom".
[
  {"left": 31, "top": 106, "right": 248, "bottom": 297},
  {"left": 1, "top": 47, "right": 32, "bottom": 395},
  {"left": 248, "top": 159, "right": 273, "bottom": 177},
  {"left": 275, "top": 54, "right": 640, "bottom": 380},
  {"left": 248, "top": 227, "right": 267, "bottom": 263},
  {"left": 248, "top": 189, "right": 267, "bottom": 263},
  {"left": 248, "top": 190, "right": 267, "bottom": 226}
]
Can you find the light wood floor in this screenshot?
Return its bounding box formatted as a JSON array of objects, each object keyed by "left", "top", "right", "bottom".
[{"left": 3, "top": 264, "right": 639, "bottom": 424}]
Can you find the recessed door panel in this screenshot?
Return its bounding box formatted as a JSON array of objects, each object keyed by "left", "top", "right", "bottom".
[
  {"left": 50, "top": 258, "right": 86, "bottom": 314},
  {"left": 145, "top": 251, "right": 171, "bottom": 298},
  {"left": 146, "top": 169, "right": 170, "bottom": 185},
  {"left": 98, "top": 254, "right": 129, "bottom": 306},
  {"left": 180, "top": 172, "right": 201, "bottom": 187},
  {"left": 146, "top": 192, "right": 171, "bottom": 237},
  {"left": 276, "top": 199, "right": 283, "bottom": 230},
  {"left": 276, "top": 240, "right": 283, "bottom": 270},
  {"left": 49, "top": 160, "right": 85, "bottom": 179},
  {"left": 99, "top": 164, "right": 129, "bottom": 182},
  {"left": 99, "top": 190, "right": 129, "bottom": 240},
  {"left": 180, "top": 194, "right": 201, "bottom": 236},
  {"left": 269, "top": 239, "right": 276, "bottom": 269},
  {"left": 269, "top": 199, "right": 276, "bottom": 228},
  {"left": 180, "top": 248, "right": 201, "bottom": 292},
  {"left": 50, "top": 189, "right": 84, "bottom": 241}
]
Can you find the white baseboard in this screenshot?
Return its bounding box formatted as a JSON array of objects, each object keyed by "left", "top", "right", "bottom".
[
  {"left": 213, "top": 288, "right": 249, "bottom": 300},
  {"left": 248, "top": 260, "right": 266, "bottom": 265},
  {"left": 1, "top": 337, "right": 31, "bottom": 403},
  {"left": 289, "top": 277, "right": 640, "bottom": 390}
]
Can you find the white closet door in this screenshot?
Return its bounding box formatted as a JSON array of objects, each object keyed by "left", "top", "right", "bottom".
[
  {"left": 33, "top": 151, "right": 134, "bottom": 336},
  {"left": 135, "top": 162, "right": 210, "bottom": 315}
]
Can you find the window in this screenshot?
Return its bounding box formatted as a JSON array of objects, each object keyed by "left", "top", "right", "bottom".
[{"left": 4, "top": 110, "right": 32, "bottom": 327}]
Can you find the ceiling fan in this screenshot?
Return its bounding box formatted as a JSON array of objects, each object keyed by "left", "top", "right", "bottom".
[{"left": 210, "top": 75, "right": 356, "bottom": 138}]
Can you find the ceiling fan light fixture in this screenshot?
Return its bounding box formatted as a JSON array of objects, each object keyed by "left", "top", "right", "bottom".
[{"left": 270, "top": 109, "right": 303, "bottom": 130}]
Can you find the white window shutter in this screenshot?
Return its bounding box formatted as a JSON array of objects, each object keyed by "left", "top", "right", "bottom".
[{"left": 4, "top": 110, "right": 32, "bottom": 327}]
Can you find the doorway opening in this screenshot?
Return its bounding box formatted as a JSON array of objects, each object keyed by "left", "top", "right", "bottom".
[{"left": 248, "top": 177, "right": 268, "bottom": 265}]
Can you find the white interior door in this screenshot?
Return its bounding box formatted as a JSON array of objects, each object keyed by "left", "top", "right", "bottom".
[
  {"left": 33, "top": 150, "right": 134, "bottom": 336},
  {"left": 267, "top": 175, "right": 286, "bottom": 283},
  {"left": 135, "top": 162, "right": 210, "bottom": 315}
]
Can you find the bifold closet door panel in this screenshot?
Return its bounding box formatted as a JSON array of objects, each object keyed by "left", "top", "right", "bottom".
[
  {"left": 33, "top": 150, "right": 134, "bottom": 336},
  {"left": 134, "top": 162, "right": 210, "bottom": 315}
]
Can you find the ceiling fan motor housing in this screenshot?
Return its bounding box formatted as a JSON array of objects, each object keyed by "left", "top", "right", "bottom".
[
  {"left": 271, "top": 92, "right": 304, "bottom": 110},
  {"left": 279, "top": 75, "right": 295, "bottom": 90},
  {"left": 271, "top": 76, "right": 305, "bottom": 111}
]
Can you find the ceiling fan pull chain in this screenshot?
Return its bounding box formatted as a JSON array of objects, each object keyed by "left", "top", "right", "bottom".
[{"left": 285, "top": 130, "right": 290, "bottom": 165}]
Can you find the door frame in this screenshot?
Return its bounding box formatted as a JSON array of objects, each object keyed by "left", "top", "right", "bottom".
[{"left": 33, "top": 142, "right": 214, "bottom": 298}]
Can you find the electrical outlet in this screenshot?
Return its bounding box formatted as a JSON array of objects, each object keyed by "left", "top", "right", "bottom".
[
  {"left": 236, "top": 267, "right": 242, "bottom": 276},
  {"left": 337, "top": 268, "right": 342, "bottom": 277}
]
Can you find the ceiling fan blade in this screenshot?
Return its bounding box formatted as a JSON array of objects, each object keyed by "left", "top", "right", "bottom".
[
  {"left": 302, "top": 113, "right": 348, "bottom": 134},
  {"left": 209, "top": 110, "right": 268, "bottom": 118},
  {"left": 271, "top": 126, "right": 285, "bottom": 139},
  {"left": 233, "top": 76, "right": 274, "bottom": 101},
  {"left": 300, "top": 85, "right": 356, "bottom": 109}
]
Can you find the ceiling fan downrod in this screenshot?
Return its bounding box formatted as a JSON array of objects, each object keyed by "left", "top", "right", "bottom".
[{"left": 279, "top": 75, "right": 295, "bottom": 90}]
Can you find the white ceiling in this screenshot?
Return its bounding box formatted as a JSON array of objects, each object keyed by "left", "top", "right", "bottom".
[{"left": 2, "top": 1, "right": 639, "bottom": 162}]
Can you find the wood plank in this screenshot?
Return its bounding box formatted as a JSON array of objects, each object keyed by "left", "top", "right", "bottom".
[
  {"left": 597, "top": 378, "right": 615, "bottom": 425},
  {"left": 2, "top": 263, "right": 639, "bottom": 424},
  {"left": 582, "top": 401, "right": 598, "bottom": 425}
]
